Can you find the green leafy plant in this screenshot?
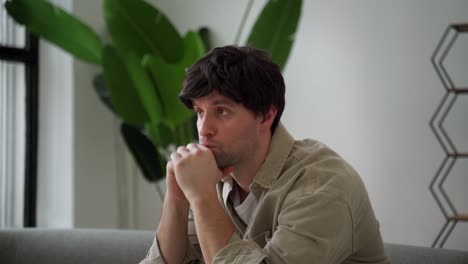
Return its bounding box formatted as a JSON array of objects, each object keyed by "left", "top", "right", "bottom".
[{"left": 5, "top": 0, "right": 302, "bottom": 189}]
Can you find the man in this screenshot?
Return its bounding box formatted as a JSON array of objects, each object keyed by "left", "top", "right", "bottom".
[{"left": 141, "top": 46, "right": 390, "bottom": 264}]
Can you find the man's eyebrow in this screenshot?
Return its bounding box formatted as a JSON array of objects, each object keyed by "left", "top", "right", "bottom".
[
  {"left": 212, "top": 99, "right": 236, "bottom": 106},
  {"left": 193, "top": 99, "right": 236, "bottom": 108}
]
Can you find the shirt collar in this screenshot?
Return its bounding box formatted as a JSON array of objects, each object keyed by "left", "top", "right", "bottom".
[{"left": 250, "top": 122, "right": 295, "bottom": 191}]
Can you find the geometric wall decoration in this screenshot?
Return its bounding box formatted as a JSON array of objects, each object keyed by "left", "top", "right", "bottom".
[{"left": 429, "top": 23, "right": 468, "bottom": 248}]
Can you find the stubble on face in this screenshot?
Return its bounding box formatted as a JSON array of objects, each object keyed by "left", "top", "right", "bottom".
[
  {"left": 211, "top": 149, "right": 240, "bottom": 169},
  {"left": 212, "top": 152, "right": 236, "bottom": 169},
  {"left": 207, "top": 133, "right": 258, "bottom": 170}
]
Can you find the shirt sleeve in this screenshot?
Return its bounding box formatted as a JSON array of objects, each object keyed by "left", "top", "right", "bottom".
[
  {"left": 139, "top": 209, "right": 204, "bottom": 264},
  {"left": 212, "top": 191, "right": 354, "bottom": 264},
  {"left": 138, "top": 234, "right": 203, "bottom": 264}
]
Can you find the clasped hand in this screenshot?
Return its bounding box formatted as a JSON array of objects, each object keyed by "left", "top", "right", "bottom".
[{"left": 169, "top": 143, "right": 230, "bottom": 203}]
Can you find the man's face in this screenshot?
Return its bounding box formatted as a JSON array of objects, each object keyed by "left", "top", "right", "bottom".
[{"left": 193, "top": 91, "right": 264, "bottom": 169}]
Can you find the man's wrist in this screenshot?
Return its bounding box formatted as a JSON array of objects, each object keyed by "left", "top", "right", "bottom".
[
  {"left": 157, "top": 195, "right": 190, "bottom": 237},
  {"left": 164, "top": 194, "right": 190, "bottom": 211},
  {"left": 188, "top": 189, "right": 219, "bottom": 211}
]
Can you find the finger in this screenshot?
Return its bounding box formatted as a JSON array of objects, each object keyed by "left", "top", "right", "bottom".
[
  {"left": 197, "top": 144, "right": 209, "bottom": 151},
  {"left": 186, "top": 142, "right": 198, "bottom": 149},
  {"left": 170, "top": 152, "right": 182, "bottom": 161},
  {"left": 186, "top": 143, "right": 201, "bottom": 152},
  {"left": 176, "top": 146, "right": 190, "bottom": 157},
  {"left": 166, "top": 161, "right": 174, "bottom": 175}
]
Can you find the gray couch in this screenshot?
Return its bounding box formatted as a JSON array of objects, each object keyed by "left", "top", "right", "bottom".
[{"left": 1, "top": 228, "right": 467, "bottom": 263}]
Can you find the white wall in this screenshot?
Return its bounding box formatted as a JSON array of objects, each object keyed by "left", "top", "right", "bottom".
[
  {"left": 72, "top": 0, "right": 120, "bottom": 229},
  {"left": 38, "top": 0, "right": 468, "bottom": 251},
  {"left": 37, "top": 0, "right": 74, "bottom": 228}
]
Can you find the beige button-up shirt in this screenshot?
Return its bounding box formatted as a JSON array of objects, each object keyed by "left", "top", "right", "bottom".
[{"left": 142, "top": 123, "right": 390, "bottom": 264}]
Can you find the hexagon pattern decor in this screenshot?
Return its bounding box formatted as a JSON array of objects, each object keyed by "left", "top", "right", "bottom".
[{"left": 430, "top": 23, "right": 468, "bottom": 248}]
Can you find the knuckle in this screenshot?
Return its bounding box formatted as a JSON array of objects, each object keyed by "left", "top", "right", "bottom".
[
  {"left": 177, "top": 146, "right": 186, "bottom": 152},
  {"left": 166, "top": 160, "right": 173, "bottom": 169}
]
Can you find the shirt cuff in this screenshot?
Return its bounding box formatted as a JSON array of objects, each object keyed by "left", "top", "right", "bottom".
[
  {"left": 212, "top": 233, "right": 267, "bottom": 264},
  {"left": 141, "top": 234, "right": 203, "bottom": 264},
  {"left": 141, "top": 236, "right": 164, "bottom": 264}
]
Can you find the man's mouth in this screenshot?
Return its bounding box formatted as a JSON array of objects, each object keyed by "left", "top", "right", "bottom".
[
  {"left": 204, "top": 144, "right": 216, "bottom": 150},
  {"left": 201, "top": 143, "right": 218, "bottom": 153}
]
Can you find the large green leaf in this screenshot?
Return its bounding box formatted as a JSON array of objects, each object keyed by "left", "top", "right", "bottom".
[
  {"left": 146, "top": 115, "right": 198, "bottom": 151},
  {"left": 141, "top": 31, "right": 205, "bottom": 127},
  {"left": 123, "top": 51, "right": 164, "bottom": 124},
  {"left": 179, "top": 31, "right": 207, "bottom": 69},
  {"left": 246, "top": 0, "right": 302, "bottom": 70},
  {"left": 102, "top": 46, "right": 148, "bottom": 126},
  {"left": 103, "top": 0, "right": 183, "bottom": 63},
  {"left": 121, "top": 123, "right": 165, "bottom": 182},
  {"left": 146, "top": 121, "right": 174, "bottom": 149},
  {"left": 93, "top": 73, "right": 115, "bottom": 114},
  {"left": 198, "top": 27, "right": 212, "bottom": 51},
  {"left": 5, "top": 0, "right": 102, "bottom": 64},
  {"left": 176, "top": 117, "right": 197, "bottom": 146}
]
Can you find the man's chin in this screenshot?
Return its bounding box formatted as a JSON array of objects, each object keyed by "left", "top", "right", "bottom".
[{"left": 213, "top": 155, "right": 231, "bottom": 169}]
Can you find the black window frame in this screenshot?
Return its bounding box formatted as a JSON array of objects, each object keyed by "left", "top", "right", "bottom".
[{"left": 0, "top": 31, "right": 39, "bottom": 227}]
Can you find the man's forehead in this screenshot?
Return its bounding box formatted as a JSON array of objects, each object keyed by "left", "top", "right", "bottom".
[{"left": 192, "top": 92, "right": 237, "bottom": 107}]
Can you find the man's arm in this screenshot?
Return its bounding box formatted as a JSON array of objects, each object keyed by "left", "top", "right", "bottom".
[
  {"left": 156, "top": 161, "right": 191, "bottom": 264},
  {"left": 190, "top": 191, "right": 235, "bottom": 264},
  {"left": 171, "top": 143, "right": 236, "bottom": 264},
  {"left": 157, "top": 196, "right": 190, "bottom": 264}
]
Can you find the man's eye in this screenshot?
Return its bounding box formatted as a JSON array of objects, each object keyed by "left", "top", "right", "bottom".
[
  {"left": 195, "top": 109, "right": 203, "bottom": 117},
  {"left": 217, "top": 108, "right": 229, "bottom": 116}
]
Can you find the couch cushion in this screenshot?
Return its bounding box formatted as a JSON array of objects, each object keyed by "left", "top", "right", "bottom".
[
  {"left": 0, "top": 228, "right": 154, "bottom": 264},
  {"left": 384, "top": 242, "right": 468, "bottom": 264}
]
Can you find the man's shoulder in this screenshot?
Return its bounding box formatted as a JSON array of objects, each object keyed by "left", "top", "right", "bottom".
[
  {"left": 279, "top": 138, "right": 368, "bottom": 204},
  {"left": 288, "top": 138, "right": 335, "bottom": 162}
]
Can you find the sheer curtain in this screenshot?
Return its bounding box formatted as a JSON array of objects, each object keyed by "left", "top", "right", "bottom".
[{"left": 0, "top": 1, "right": 26, "bottom": 228}]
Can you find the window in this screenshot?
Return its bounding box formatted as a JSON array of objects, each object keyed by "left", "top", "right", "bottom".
[{"left": 0, "top": 1, "right": 38, "bottom": 228}]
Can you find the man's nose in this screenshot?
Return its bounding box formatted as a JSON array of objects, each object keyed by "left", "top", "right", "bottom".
[{"left": 198, "top": 114, "right": 216, "bottom": 138}]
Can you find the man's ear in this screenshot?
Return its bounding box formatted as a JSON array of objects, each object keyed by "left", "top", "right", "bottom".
[{"left": 261, "top": 106, "right": 278, "bottom": 128}]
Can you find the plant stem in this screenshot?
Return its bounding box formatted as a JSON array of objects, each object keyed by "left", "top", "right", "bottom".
[{"left": 234, "top": 0, "right": 255, "bottom": 45}]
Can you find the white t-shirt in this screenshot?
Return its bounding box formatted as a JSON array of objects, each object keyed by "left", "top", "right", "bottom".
[{"left": 222, "top": 178, "right": 258, "bottom": 225}]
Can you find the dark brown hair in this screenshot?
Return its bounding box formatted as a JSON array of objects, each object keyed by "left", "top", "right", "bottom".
[{"left": 179, "top": 45, "right": 285, "bottom": 132}]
